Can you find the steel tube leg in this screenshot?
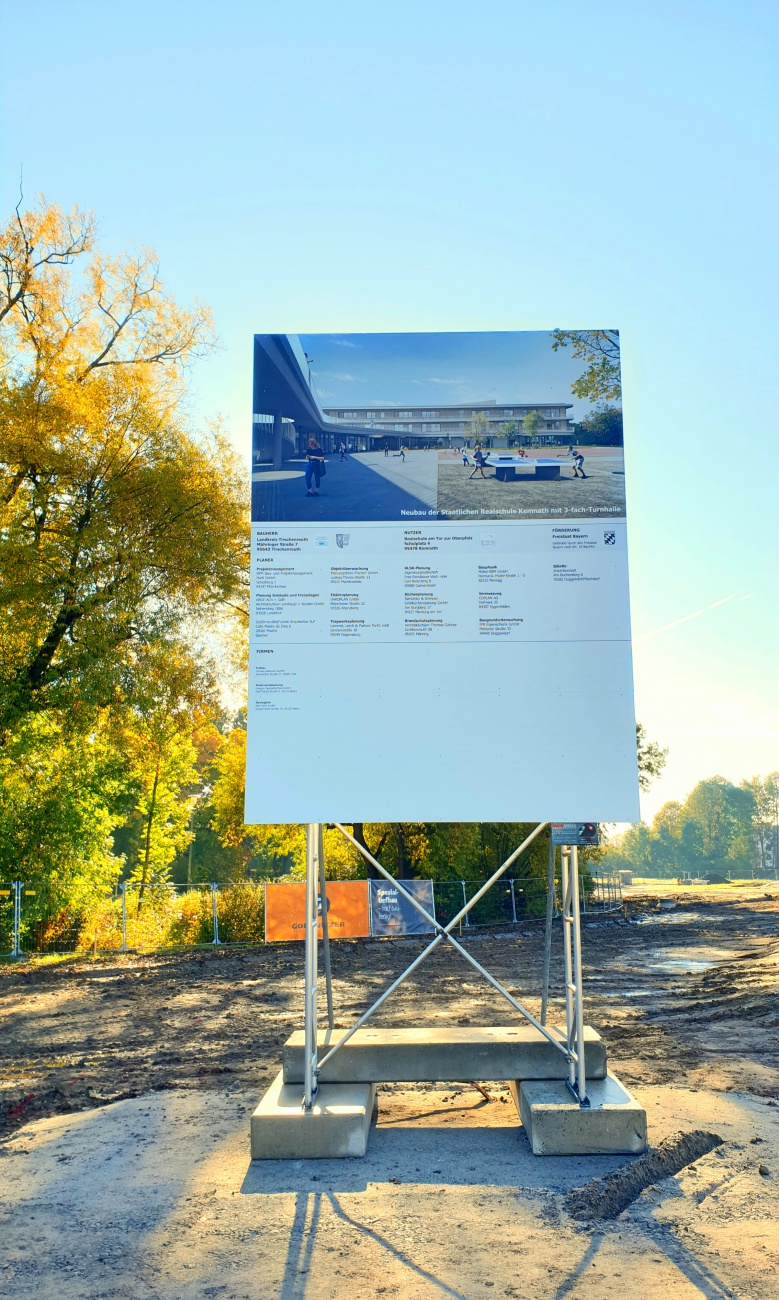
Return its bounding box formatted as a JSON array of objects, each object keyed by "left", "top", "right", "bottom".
[
  {"left": 541, "top": 839, "right": 555, "bottom": 1026},
  {"left": 304, "top": 824, "right": 319, "bottom": 1109},
  {"left": 317, "top": 824, "right": 334, "bottom": 1031},
  {"left": 561, "top": 849, "right": 576, "bottom": 1093},
  {"left": 571, "top": 846, "right": 589, "bottom": 1105}
]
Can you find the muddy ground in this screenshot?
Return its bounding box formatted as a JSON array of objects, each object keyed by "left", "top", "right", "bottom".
[{"left": 1, "top": 889, "right": 778, "bottom": 1297}]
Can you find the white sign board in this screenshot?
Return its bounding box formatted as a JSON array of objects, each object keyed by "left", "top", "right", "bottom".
[{"left": 245, "top": 331, "right": 639, "bottom": 824}]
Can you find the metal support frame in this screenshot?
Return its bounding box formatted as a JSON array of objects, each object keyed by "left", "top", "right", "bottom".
[
  {"left": 317, "top": 824, "right": 334, "bottom": 1032},
  {"left": 300, "top": 820, "right": 591, "bottom": 1110},
  {"left": 12, "top": 880, "right": 23, "bottom": 960},
  {"left": 560, "top": 846, "right": 589, "bottom": 1106},
  {"left": 211, "top": 883, "right": 222, "bottom": 947},
  {"left": 540, "top": 839, "right": 555, "bottom": 1026},
  {"left": 304, "top": 825, "right": 319, "bottom": 1108}
]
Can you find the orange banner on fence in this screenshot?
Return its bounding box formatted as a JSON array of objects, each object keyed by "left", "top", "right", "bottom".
[{"left": 264, "top": 881, "right": 370, "bottom": 942}]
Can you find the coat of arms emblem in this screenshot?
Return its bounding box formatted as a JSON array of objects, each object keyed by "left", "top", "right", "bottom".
[{"left": 336, "top": 533, "right": 350, "bottom": 548}]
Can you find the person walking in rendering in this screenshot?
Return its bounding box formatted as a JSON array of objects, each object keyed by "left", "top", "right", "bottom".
[
  {"left": 468, "top": 444, "right": 490, "bottom": 479},
  {"left": 338, "top": 441, "right": 348, "bottom": 461},
  {"left": 461, "top": 447, "right": 470, "bottom": 466},
  {"left": 395, "top": 445, "right": 407, "bottom": 461},
  {"left": 384, "top": 442, "right": 390, "bottom": 456},
  {"left": 572, "top": 449, "right": 587, "bottom": 479},
  {"left": 305, "top": 437, "right": 326, "bottom": 495}
]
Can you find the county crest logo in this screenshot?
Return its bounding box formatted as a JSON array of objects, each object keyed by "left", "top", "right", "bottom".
[
  {"left": 603, "top": 530, "right": 616, "bottom": 545},
  {"left": 336, "top": 534, "right": 350, "bottom": 549}
]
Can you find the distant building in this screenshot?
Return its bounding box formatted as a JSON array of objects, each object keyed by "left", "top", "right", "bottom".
[
  {"left": 321, "top": 399, "right": 574, "bottom": 446},
  {"left": 252, "top": 334, "right": 575, "bottom": 465}
]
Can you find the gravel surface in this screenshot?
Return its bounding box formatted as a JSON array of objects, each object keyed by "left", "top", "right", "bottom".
[{"left": 1, "top": 890, "right": 778, "bottom": 1297}]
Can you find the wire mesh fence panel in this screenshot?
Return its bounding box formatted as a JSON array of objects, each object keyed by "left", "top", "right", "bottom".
[
  {"left": 15, "top": 887, "right": 84, "bottom": 956},
  {"left": 25, "top": 911, "right": 83, "bottom": 955},
  {"left": 0, "top": 884, "right": 14, "bottom": 955},
  {"left": 582, "top": 874, "right": 623, "bottom": 913},
  {"left": 120, "top": 883, "right": 215, "bottom": 949},
  {"left": 430, "top": 882, "right": 467, "bottom": 928},
  {"left": 463, "top": 879, "right": 516, "bottom": 927},
  {"left": 512, "top": 877, "right": 550, "bottom": 920},
  {"left": 213, "top": 882, "right": 266, "bottom": 945},
  {"left": 0, "top": 871, "right": 623, "bottom": 959}
]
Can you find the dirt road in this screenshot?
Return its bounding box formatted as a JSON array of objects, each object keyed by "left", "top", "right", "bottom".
[{"left": 1, "top": 891, "right": 778, "bottom": 1297}]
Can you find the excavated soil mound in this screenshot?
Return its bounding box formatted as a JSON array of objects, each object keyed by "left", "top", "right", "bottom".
[{"left": 565, "top": 1127, "right": 723, "bottom": 1219}]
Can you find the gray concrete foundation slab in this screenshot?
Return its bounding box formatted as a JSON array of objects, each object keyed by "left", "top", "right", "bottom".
[
  {"left": 250, "top": 1070, "right": 376, "bottom": 1160},
  {"left": 513, "top": 1071, "right": 647, "bottom": 1156},
  {"left": 282, "top": 1025, "right": 606, "bottom": 1084}
]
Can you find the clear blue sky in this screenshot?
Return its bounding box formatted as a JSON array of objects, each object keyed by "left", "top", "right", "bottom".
[
  {"left": 299, "top": 331, "right": 597, "bottom": 413},
  {"left": 3, "top": 0, "right": 777, "bottom": 819}
]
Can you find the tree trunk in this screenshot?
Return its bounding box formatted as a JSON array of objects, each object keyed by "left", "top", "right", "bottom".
[
  {"left": 351, "top": 823, "right": 380, "bottom": 878},
  {"left": 137, "top": 757, "right": 161, "bottom": 914},
  {"left": 393, "top": 823, "right": 414, "bottom": 879},
  {"left": 350, "top": 823, "right": 391, "bottom": 878}
]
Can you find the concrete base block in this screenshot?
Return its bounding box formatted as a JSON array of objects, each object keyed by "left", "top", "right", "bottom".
[
  {"left": 250, "top": 1071, "right": 376, "bottom": 1160},
  {"left": 283, "top": 1025, "right": 607, "bottom": 1084},
  {"left": 513, "top": 1071, "right": 647, "bottom": 1156}
]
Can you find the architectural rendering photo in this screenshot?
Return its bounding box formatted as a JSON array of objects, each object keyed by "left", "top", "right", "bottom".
[{"left": 251, "top": 330, "right": 625, "bottom": 524}]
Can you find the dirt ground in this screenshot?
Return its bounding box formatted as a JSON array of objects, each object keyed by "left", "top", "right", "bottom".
[{"left": 2, "top": 889, "right": 778, "bottom": 1298}]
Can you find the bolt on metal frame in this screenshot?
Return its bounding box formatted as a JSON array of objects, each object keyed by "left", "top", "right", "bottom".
[{"left": 301, "top": 822, "right": 590, "bottom": 1112}]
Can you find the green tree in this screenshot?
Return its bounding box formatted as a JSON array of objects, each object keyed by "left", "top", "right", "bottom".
[
  {"left": 120, "top": 641, "right": 212, "bottom": 908},
  {"left": 636, "top": 723, "right": 668, "bottom": 791},
  {"left": 0, "top": 711, "right": 130, "bottom": 910},
  {"left": 683, "top": 777, "right": 755, "bottom": 871},
  {"left": 551, "top": 330, "right": 621, "bottom": 402},
  {"left": 522, "top": 409, "right": 541, "bottom": 443},
  {"left": 465, "top": 412, "right": 491, "bottom": 445},
  {"left": 576, "top": 405, "right": 623, "bottom": 446},
  {"left": 499, "top": 420, "right": 522, "bottom": 448},
  {"left": 740, "top": 772, "right": 779, "bottom": 875}
]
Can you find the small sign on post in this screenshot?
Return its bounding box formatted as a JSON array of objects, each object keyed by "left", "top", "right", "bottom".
[{"left": 551, "top": 823, "right": 600, "bottom": 847}]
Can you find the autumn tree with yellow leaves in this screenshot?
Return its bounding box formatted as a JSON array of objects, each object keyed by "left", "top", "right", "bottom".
[
  {"left": 0, "top": 196, "right": 248, "bottom": 739},
  {"left": 0, "top": 196, "right": 248, "bottom": 902}
]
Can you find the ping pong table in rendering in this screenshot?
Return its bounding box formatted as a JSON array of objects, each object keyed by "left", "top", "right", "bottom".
[{"left": 488, "top": 455, "right": 564, "bottom": 482}]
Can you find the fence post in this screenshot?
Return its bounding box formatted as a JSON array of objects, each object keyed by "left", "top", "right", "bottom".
[
  {"left": 211, "top": 883, "right": 221, "bottom": 946},
  {"left": 119, "top": 883, "right": 129, "bottom": 952},
  {"left": 462, "top": 879, "right": 470, "bottom": 927},
  {"left": 12, "top": 881, "right": 23, "bottom": 960},
  {"left": 510, "top": 879, "right": 517, "bottom": 924}
]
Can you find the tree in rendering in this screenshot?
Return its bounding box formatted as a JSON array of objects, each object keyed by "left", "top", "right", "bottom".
[
  {"left": 522, "top": 409, "right": 541, "bottom": 443},
  {"left": 465, "top": 412, "right": 491, "bottom": 445},
  {"left": 552, "top": 329, "right": 621, "bottom": 402}
]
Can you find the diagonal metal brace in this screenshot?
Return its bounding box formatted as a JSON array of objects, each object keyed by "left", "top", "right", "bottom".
[{"left": 317, "top": 822, "right": 572, "bottom": 1074}]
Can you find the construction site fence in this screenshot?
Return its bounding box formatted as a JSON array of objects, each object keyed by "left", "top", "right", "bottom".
[{"left": 0, "top": 873, "right": 622, "bottom": 958}]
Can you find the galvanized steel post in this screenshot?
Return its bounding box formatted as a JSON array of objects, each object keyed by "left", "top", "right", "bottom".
[
  {"left": 211, "top": 883, "right": 221, "bottom": 946},
  {"left": 570, "top": 846, "right": 588, "bottom": 1105},
  {"left": 303, "top": 824, "right": 320, "bottom": 1109}
]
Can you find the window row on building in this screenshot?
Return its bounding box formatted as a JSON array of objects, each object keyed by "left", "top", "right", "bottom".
[{"left": 328, "top": 404, "right": 569, "bottom": 422}]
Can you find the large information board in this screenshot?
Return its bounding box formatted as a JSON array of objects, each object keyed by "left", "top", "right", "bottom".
[{"left": 245, "top": 331, "right": 639, "bottom": 823}]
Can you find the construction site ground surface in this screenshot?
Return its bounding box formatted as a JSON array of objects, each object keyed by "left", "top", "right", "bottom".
[{"left": 1, "top": 885, "right": 778, "bottom": 1299}]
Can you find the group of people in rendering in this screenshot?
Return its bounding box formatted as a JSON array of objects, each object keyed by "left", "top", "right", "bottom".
[{"left": 466, "top": 444, "right": 588, "bottom": 480}]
